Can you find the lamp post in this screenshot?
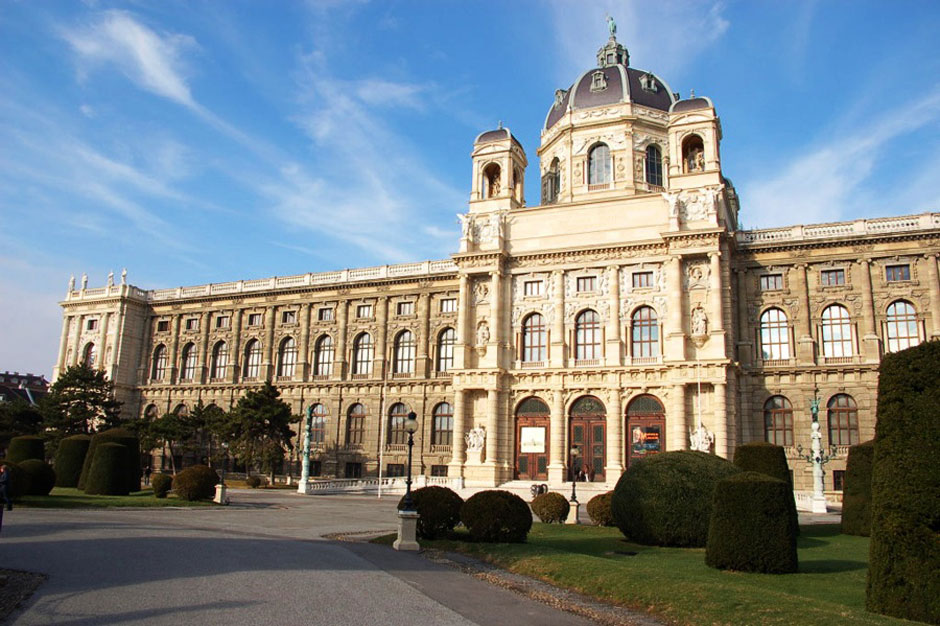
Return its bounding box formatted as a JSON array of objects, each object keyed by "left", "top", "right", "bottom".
[
  {"left": 394, "top": 411, "right": 421, "bottom": 550},
  {"left": 796, "top": 387, "right": 836, "bottom": 514},
  {"left": 215, "top": 442, "right": 229, "bottom": 504},
  {"left": 297, "top": 405, "right": 313, "bottom": 494},
  {"left": 566, "top": 443, "right": 581, "bottom": 524}
]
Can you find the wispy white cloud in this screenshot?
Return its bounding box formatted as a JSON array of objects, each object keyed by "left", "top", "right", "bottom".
[{"left": 742, "top": 89, "right": 940, "bottom": 227}]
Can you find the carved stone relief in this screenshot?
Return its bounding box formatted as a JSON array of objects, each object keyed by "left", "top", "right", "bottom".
[
  {"left": 684, "top": 261, "right": 710, "bottom": 290},
  {"left": 471, "top": 280, "right": 489, "bottom": 305}
]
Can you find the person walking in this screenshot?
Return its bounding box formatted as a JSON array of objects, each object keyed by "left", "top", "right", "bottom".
[
  {"left": 0, "top": 465, "right": 12, "bottom": 511},
  {"left": 144, "top": 466, "right": 152, "bottom": 486}
]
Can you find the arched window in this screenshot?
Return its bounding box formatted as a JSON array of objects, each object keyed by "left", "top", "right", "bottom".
[
  {"left": 309, "top": 403, "right": 327, "bottom": 444},
  {"left": 393, "top": 330, "right": 415, "bottom": 374},
  {"left": 764, "top": 396, "right": 793, "bottom": 446},
  {"left": 645, "top": 144, "right": 663, "bottom": 186},
  {"left": 277, "top": 337, "right": 297, "bottom": 377},
  {"left": 243, "top": 339, "right": 262, "bottom": 378},
  {"left": 211, "top": 341, "right": 228, "bottom": 379},
  {"left": 885, "top": 300, "right": 920, "bottom": 352},
  {"left": 483, "top": 162, "right": 501, "bottom": 198},
  {"left": 542, "top": 157, "right": 560, "bottom": 204},
  {"left": 346, "top": 403, "right": 365, "bottom": 446},
  {"left": 352, "top": 333, "right": 373, "bottom": 375},
  {"left": 387, "top": 402, "right": 409, "bottom": 445},
  {"left": 174, "top": 403, "right": 189, "bottom": 417},
  {"left": 821, "top": 304, "right": 854, "bottom": 357},
  {"left": 522, "top": 313, "right": 546, "bottom": 363},
  {"left": 759, "top": 308, "right": 791, "bottom": 360},
  {"left": 313, "top": 335, "right": 334, "bottom": 376},
  {"left": 144, "top": 404, "right": 159, "bottom": 420},
  {"left": 575, "top": 309, "right": 600, "bottom": 360},
  {"left": 827, "top": 394, "right": 859, "bottom": 446},
  {"left": 151, "top": 345, "right": 167, "bottom": 380},
  {"left": 432, "top": 402, "right": 453, "bottom": 446},
  {"left": 82, "top": 342, "right": 97, "bottom": 368},
  {"left": 179, "top": 343, "right": 197, "bottom": 380},
  {"left": 682, "top": 134, "right": 705, "bottom": 173},
  {"left": 436, "top": 328, "right": 455, "bottom": 373},
  {"left": 631, "top": 306, "right": 659, "bottom": 357},
  {"left": 588, "top": 143, "right": 611, "bottom": 185}
]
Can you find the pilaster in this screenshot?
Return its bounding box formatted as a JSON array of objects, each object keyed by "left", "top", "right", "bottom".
[
  {"left": 550, "top": 270, "right": 565, "bottom": 367},
  {"left": 793, "top": 264, "right": 815, "bottom": 365},
  {"left": 924, "top": 254, "right": 940, "bottom": 340},
  {"left": 448, "top": 389, "right": 466, "bottom": 474},
  {"left": 299, "top": 303, "right": 311, "bottom": 380},
  {"left": 856, "top": 259, "right": 881, "bottom": 362},
  {"left": 665, "top": 256, "right": 685, "bottom": 360},
  {"left": 263, "top": 307, "right": 276, "bottom": 381},
  {"left": 668, "top": 384, "right": 687, "bottom": 451},
  {"left": 714, "top": 381, "right": 728, "bottom": 458},
  {"left": 548, "top": 388, "right": 565, "bottom": 483},
  {"left": 455, "top": 275, "right": 470, "bottom": 369},
  {"left": 606, "top": 265, "right": 621, "bottom": 365},
  {"left": 605, "top": 386, "right": 623, "bottom": 485},
  {"left": 735, "top": 269, "right": 752, "bottom": 365}
]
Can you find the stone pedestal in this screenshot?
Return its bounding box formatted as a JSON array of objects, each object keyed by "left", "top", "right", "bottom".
[
  {"left": 811, "top": 495, "right": 828, "bottom": 513},
  {"left": 566, "top": 499, "right": 580, "bottom": 524},
  {"left": 393, "top": 510, "right": 421, "bottom": 551},
  {"left": 213, "top": 484, "right": 228, "bottom": 505}
]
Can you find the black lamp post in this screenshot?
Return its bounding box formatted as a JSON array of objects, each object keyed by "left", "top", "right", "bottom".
[
  {"left": 569, "top": 443, "right": 581, "bottom": 502},
  {"left": 220, "top": 442, "right": 229, "bottom": 488},
  {"left": 402, "top": 411, "right": 419, "bottom": 512}
]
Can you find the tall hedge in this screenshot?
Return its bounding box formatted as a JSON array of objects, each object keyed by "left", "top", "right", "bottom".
[
  {"left": 866, "top": 341, "right": 940, "bottom": 624},
  {"left": 0, "top": 462, "right": 26, "bottom": 500},
  {"left": 6, "top": 435, "right": 45, "bottom": 463},
  {"left": 83, "top": 443, "right": 130, "bottom": 495},
  {"left": 841, "top": 440, "right": 874, "bottom": 537},
  {"left": 54, "top": 435, "right": 91, "bottom": 488},
  {"left": 78, "top": 428, "right": 141, "bottom": 493},
  {"left": 612, "top": 451, "right": 741, "bottom": 547},
  {"left": 733, "top": 441, "right": 798, "bottom": 535},
  {"left": 706, "top": 472, "right": 798, "bottom": 574},
  {"left": 19, "top": 459, "right": 56, "bottom": 496}
]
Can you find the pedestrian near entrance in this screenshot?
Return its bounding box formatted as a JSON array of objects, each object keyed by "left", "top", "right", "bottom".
[
  {"left": 144, "top": 466, "right": 152, "bottom": 486},
  {"left": 0, "top": 465, "right": 12, "bottom": 511}
]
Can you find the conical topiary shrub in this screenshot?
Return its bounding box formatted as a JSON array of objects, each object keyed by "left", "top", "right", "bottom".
[
  {"left": 79, "top": 428, "right": 141, "bottom": 493},
  {"left": 54, "top": 434, "right": 91, "bottom": 488},
  {"left": 733, "top": 441, "right": 799, "bottom": 535},
  {"left": 841, "top": 440, "right": 874, "bottom": 536},
  {"left": 19, "top": 459, "right": 56, "bottom": 496},
  {"left": 6, "top": 435, "right": 45, "bottom": 463},
  {"left": 83, "top": 443, "right": 130, "bottom": 496}
]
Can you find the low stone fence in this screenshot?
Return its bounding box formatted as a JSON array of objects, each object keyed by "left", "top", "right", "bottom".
[{"left": 299, "top": 475, "right": 464, "bottom": 495}]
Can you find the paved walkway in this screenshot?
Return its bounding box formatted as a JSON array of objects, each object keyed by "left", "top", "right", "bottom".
[{"left": 0, "top": 491, "right": 599, "bottom": 626}]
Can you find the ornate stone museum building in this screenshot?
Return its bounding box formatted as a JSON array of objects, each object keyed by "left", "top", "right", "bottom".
[{"left": 54, "top": 33, "right": 940, "bottom": 493}]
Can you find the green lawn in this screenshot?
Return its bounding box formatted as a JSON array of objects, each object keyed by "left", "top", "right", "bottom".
[
  {"left": 398, "top": 524, "right": 913, "bottom": 626},
  {"left": 17, "top": 487, "right": 217, "bottom": 508}
]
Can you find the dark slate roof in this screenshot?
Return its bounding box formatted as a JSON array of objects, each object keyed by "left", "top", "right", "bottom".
[
  {"left": 544, "top": 88, "right": 571, "bottom": 131},
  {"left": 475, "top": 128, "right": 510, "bottom": 143},
  {"left": 625, "top": 68, "right": 674, "bottom": 111},
  {"left": 670, "top": 97, "right": 713, "bottom": 113},
  {"left": 571, "top": 66, "right": 626, "bottom": 110}
]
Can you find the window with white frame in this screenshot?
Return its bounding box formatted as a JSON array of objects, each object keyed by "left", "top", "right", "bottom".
[
  {"left": 821, "top": 304, "right": 853, "bottom": 357},
  {"left": 185, "top": 318, "right": 199, "bottom": 331},
  {"left": 243, "top": 339, "right": 262, "bottom": 378},
  {"left": 396, "top": 301, "right": 414, "bottom": 316},
  {"left": 632, "top": 272, "right": 653, "bottom": 289},
  {"left": 87, "top": 319, "right": 98, "bottom": 331},
  {"left": 393, "top": 330, "right": 415, "bottom": 374},
  {"left": 760, "top": 274, "right": 783, "bottom": 291},
  {"left": 440, "top": 298, "right": 456, "bottom": 313},
  {"left": 179, "top": 343, "right": 197, "bottom": 380},
  {"left": 575, "top": 309, "right": 600, "bottom": 360},
  {"left": 522, "top": 313, "right": 546, "bottom": 363},
  {"left": 631, "top": 306, "right": 659, "bottom": 357},
  {"left": 352, "top": 333, "right": 373, "bottom": 375},
  {"left": 216, "top": 315, "right": 230, "bottom": 329},
  {"left": 247, "top": 313, "right": 262, "bottom": 326},
  {"left": 152, "top": 345, "right": 167, "bottom": 380},
  {"left": 356, "top": 304, "right": 373, "bottom": 319},
  {"left": 523, "top": 280, "right": 543, "bottom": 297},
  {"left": 588, "top": 144, "right": 611, "bottom": 185},
  {"left": 314, "top": 335, "right": 334, "bottom": 376},
  {"left": 211, "top": 341, "right": 228, "bottom": 379},
  {"left": 821, "top": 269, "right": 845, "bottom": 286},
  {"left": 759, "top": 308, "right": 791, "bottom": 360},
  {"left": 437, "top": 328, "right": 455, "bottom": 372},
  {"left": 317, "top": 307, "right": 334, "bottom": 321},
  {"left": 277, "top": 337, "right": 297, "bottom": 377},
  {"left": 885, "top": 300, "right": 920, "bottom": 352},
  {"left": 885, "top": 264, "right": 911, "bottom": 282},
  {"left": 576, "top": 276, "right": 596, "bottom": 292},
  {"left": 281, "top": 311, "right": 296, "bottom": 324}
]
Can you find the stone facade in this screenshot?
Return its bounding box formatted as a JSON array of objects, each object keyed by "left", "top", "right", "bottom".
[{"left": 53, "top": 34, "right": 940, "bottom": 493}]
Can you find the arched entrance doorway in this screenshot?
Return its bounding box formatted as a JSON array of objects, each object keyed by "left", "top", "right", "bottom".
[
  {"left": 569, "top": 396, "right": 606, "bottom": 482},
  {"left": 626, "top": 394, "right": 665, "bottom": 467},
  {"left": 515, "top": 397, "right": 550, "bottom": 480}
]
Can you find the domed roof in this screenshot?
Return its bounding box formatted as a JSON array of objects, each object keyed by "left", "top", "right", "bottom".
[
  {"left": 544, "top": 35, "right": 676, "bottom": 131},
  {"left": 474, "top": 125, "right": 523, "bottom": 149},
  {"left": 670, "top": 96, "right": 713, "bottom": 113}
]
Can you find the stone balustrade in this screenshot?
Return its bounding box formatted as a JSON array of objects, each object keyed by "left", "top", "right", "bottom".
[{"left": 736, "top": 212, "right": 938, "bottom": 246}]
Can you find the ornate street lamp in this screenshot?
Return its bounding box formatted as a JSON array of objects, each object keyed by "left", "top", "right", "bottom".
[
  {"left": 401, "top": 411, "right": 419, "bottom": 511},
  {"left": 394, "top": 411, "right": 421, "bottom": 550},
  {"left": 567, "top": 443, "right": 581, "bottom": 524},
  {"left": 297, "top": 405, "right": 313, "bottom": 494},
  {"left": 215, "top": 441, "right": 229, "bottom": 505},
  {"left": 796, "top": 387, "right": 836, "bottom": 514}
]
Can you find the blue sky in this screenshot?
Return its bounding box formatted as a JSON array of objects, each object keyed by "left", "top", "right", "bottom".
[{"left": 2, "top": 0, "right": 939, "bottom": 378}]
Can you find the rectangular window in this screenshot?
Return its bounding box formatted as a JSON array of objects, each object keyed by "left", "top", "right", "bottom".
[
  {"left": 821, "top": 269, "right": 845, "bottom": 286},
  {"left": 281, "top": 310, "right": 296, "bottom": 324},
  {"left": 523, "top": 280, "right": 544, "bottom": 296},
  {"left": 216, "top": 315, "right": 230, "bottom": 329},
  {"left": 156, "top": 320, "right": 169, "bottom": 332},
  {"left": 576, "top": 276, "right": 596, "bottom": 292},
  {"left": 317, "top": 307, "right": 334, "bottom": 321},
  {"left": 247, "top": 313, "right": 262, "bottom": 326},
  {"left": 396, "top": 301, "right": 414, "bottom": 316},
  {"left": 632, "top": 272, "right": 653, "bottom": 288},
  {"left": 386, "top": 464, "right": 405, "bottom": 478},
  {"left": 833, "top": 469, "right": 846, "bottom": 491},
  {"left": 356, "top": 304, "right": 373, "bottom": 319},
  {"left": 760, "top": 274, "right": 783, "bottom": 291},
  {"left": 440, "top": 298, "right": 457, "bottom": 313},
  {"left": 430, "top": 465, "right": 448, "bottom": 477},
  {"left": 344, "top": 462, "right": 362, "bottom": 478},
  {"left": 86, "top": 319, "right": 98, "bottom": 331},
  {"left": 885, "top": 264, "right": 910, "bottom": 282},
  {"left": 185, "top": 318, "right": 199, "bottom": 331}
]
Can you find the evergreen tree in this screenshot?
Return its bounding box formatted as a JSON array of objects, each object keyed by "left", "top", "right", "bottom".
[
  {"left": 224, "top": 383, "right": 298, "bottom": 481},
  {"left": 0, "top": 398, "right": 43, "bottom": 448},
  {"left": 40, "top": 365, "right": 123, "bottom": 453}
]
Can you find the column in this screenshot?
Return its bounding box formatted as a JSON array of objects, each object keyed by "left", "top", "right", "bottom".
[
  {"left": 417, "top": 293, "right": 431, "bottom": 377},
  {"left": 263, "top": 306, "right": 276, "bottom": 381},
  {"left": 298, "top": 303, "right": 311, "bottom": 380},
  {"left": 665, "top": 256, "right": 684, "bottom": 360},
  {"left": 168, "top": 315, "right": 181, "bottom": 383},
  {"left": 714, "top": 382, "right": 728, "bottom": 458},
  {"left": 708, "top": 252, "right": 723, "bottom": 332},
  {"left": 98, "top": 312, "right": 110, "bottom": 374},
  {"left": 489, "top": 271, "right": 502, "bottom": 368},
  {"left": 449, "top": 389, "right": 466, "bottom": 472},
  {"left": 668, "top": 384, "right": 687, "bottom": 451},
  {"left": 605, "top": 386, "right": 623, "bottom": 484},
  {"left": 924, "top": 254, "right": 940, "bottom": 339},
  {"left": 376, "top": 297, "right": 389, "bottom": 378},
  {"left": 455, "top": 275, "right": 470, "bottom": 369},
  {"left": 857, "top": 260, "right": 880, "bottom": 361},
  {"left": 550, "top": 271, "right": 565, "bottom": 367},
  {"left": 793, "top": 264, "right": 815, "bottom": 364},
  {"left": 335, "top": 301, "right": 348, "bottom": 379},
  {"left": 486, "top": 388, "right": 499, "bottom": 465},
  {"left": 71, "top": 314, "right": 84, "bottom": 366},
  {"left": 606, "top": 266, "right": 621, "bottom": 365},
  {"left": 56, "top": 315, "right": 71, "bottom": 375},
  {"left": 231, "top": 309, "right": 243, "bottom": 382},
  {"left": 198, "top": 311, "right": 211, "bottom": 383},
  {"left": 548, "top": 388, "right": 565, "bottom": 483},
  {"left": 735, "top": 269, "right": 752, "bottom": 366}
]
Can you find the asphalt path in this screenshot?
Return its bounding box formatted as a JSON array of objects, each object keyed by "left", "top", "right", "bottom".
[{"left": 0, "top": 490, "right": 596, "bottom": 626}]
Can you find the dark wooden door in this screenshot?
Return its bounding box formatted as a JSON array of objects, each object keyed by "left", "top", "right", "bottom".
[
  {"left": 569, "top": 417, "right": 605, "bottom": 482},
  {"left": 515, "top": 416, "right": 549, "bottom": 480}
]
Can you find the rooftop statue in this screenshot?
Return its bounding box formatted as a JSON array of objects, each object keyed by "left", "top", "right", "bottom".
[{"left": 607, "top": 15, "right": 617, "bottom": 39}]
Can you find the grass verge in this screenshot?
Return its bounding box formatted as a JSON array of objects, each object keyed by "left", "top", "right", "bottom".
[
  {"left": 17, "top": 487, "right": 216, "bottom": 508},
  {"left": 386, "top": 523, "right": 909, "bottom": 626}
]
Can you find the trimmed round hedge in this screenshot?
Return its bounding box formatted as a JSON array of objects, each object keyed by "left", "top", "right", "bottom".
[
  {"left": 530, "top": 492, "right": 570, "bottom": 524},
  {"left": 246, "top": 475, "right": 263, "bottom": 488},
  {"left": 0, "top": 462, "right": 26, "bottom": 500},
  {"left": 172, "top": 465, "right": 219, "bottom": 501},
  {"left": 461, "top": 490, "right": 532, "bottom": 543},
  {"left": 705, "top": 471, "right": 798, "bottom": 574},
  {"left": 733, "top": 441, "right": 798, "bottom": 535},
  {"left": 397, "top": 486, "right": 464, "bottom": 539},
  {"left": 83, "top": 443, "right": 131, "bottom": 495},
  {"left": 6, "top": 435, "right": 45, "bottom": 463},
  {"left": 841, "top": 440, "right": 874, "bottom": 537},
  {"left": 867, "top": 340, "right": 940, "bottom": 624},
  {"left": 19, "top": 459, "right": 56, "bottom": 496},
  {"left": 587, "top": 491, "right": 615, "bottom": 526},
  {"left": 54, "top": 435, "right": 91, "bottom": 488},
  {"left": 79, "top": 428, "right": 141, "bottom": 493},
  {"left": 612, "top": 451, "right": 742, "bottom": 547},
  {"left": 151, "top": 473, "right": 172, "bottom": 498}
]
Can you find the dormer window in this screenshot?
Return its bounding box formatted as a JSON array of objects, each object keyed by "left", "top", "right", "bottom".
[
  {"left": 554, "top": 89, "right": 567, "bottom": 106},
  {"left": 639, "top": 72, "right": 658, "bottom": 93},
  {"left": 590, "top": 71, "right": 608, "bottom": 92}
]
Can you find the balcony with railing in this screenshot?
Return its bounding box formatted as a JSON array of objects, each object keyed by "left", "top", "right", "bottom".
[{"left": 737, "top": 212, "right": 939, "bottom": 246}]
